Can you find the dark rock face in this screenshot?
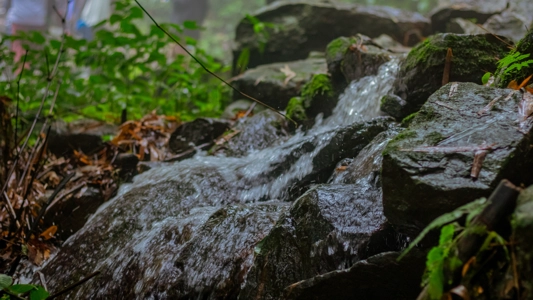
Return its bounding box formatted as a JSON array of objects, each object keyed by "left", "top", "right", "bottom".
[
  {"left": 233, "top": 1, "right": 430, "bottom": 71},
  {"left": 168, "top": 118, "right": 231, "bottom": 155},
  {"left": 326, "top": 35, "right": 393, "bottom": 88},
  {"left": 380, "top": 33, "right": 510, "bottom": 119},
  {"left": 232, "top": 57, "right": 327, "bottom": 110},
  {"left": 215, "top": 110, "right": 290, "bottom": 157},
  {"left": 43, "top": 187, "right": 105, "bottom": 241},
  {"left": 284, "top": 250, "right": 426, "bottom": 300},
  {"left": 382, "top": 82, "right": 533, "bottom": 236},
  {"left": 429, "top": 0, "right": 508, "bottom": 33},
  {"left": 41, "top": 198, "right": 287, "bottom": 299},
  {"left": 240, "top": 128, "right": 406, "bottom": 300},
  {"left": 48, "top": 120, "right": 117, "bottom": 156},
  {"left": 40, "top": 117, "right": 393, "bottom": 298},
  {"left": 514, "top": 186, "right": 533, "bottom": 298}
]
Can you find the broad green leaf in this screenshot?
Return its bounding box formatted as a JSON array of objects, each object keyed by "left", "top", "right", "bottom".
[
  {"left": 30, "top": 286, "right": 49, "bottom": 300},
  {"left": 398, "top": 198, "right": 487, "bottom": 261},
  {"left": 129, "top": 7, "right": 143, "bottom": 19},
  {"left": 183, "top": 21, "right": 198, "bottom": 30},
  {"left": 0, "top": 274, "right": 12, "bottom": 289},
  {"left": 8, "top": 284, "right": 36, "bottom": 294}
]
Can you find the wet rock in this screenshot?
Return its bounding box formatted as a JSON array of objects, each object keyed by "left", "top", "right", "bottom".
[
  {"left": 168, "top": 118, "right": 231, "bottom": 156},
  {"left": 41, "top": 199, "right": 287, "bottom": 299},
  {"left": 232, "top": 57, "right": 327, "bottom": 110},
  {"left": 382, "top": 82, "right": 533, "bottom": 236},
  {"left": 283, "top": 250, "right": 426, "bottom": 300},
  {"left": 112, "top": 153, "right": 139, "bottom": 182},
  {"left": 48, "top": 119, "right": 117, "bottom": 157},
  {"left": 326, "top": 35, "right": 393, "bottom": 88},
  {"left": 429, "top": 0, "right": 508, "bottom": 33},
  {"left": 284, "top": 74, "right": 338, "bottom": 124},
  {"left": 221, "top": 99, "right": 265, "bottom": 119},
  {"left": 43, "top": 186, "right": 105, "bottom": 241},
  {"left": 381, "top": 33, "right": 510, "bottom": 119},
  {"left": 215, "top": 110, "right": 291, "bottom": 157},
  {"left": 233, "top": 1, "right": 430, "bottom": 71},
  {"left": 514, "top": 185, "right": 533, "bottom": 298},
  {"left": 240, "top": 127, "right": 406, "bottom": 300},
  {"left": 40, "top": 116, "right": 392, "bottom": 298}
]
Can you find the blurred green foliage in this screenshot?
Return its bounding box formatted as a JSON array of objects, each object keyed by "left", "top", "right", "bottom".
[{"left": 0, "top": 0, "right": 231, "bottom": 124}]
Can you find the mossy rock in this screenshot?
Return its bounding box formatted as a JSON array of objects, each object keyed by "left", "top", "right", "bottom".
[
  {"left": 326, "top": 35, "right": 393, "bottom": 90},
  {"left": 232, "top": 57, "right": 327, "bottom": 110},
  {"left": 382, "top": 33, "right": 510, "bottom": 120},
  {"left": 382, "top": 82, "right": 533, "bottom": 237},
  {"left": 233, "top": 1, "right": 430, "bottom": 72},
  {"left": 284, "top": 74, "right": 337, "bottom": 123}
]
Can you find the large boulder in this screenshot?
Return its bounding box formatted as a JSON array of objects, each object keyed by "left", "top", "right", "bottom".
[
  {"left": 380, "top": 33, "right": 510, "bottom": 119},
  {"left": 431, "top": 0, "right": 533, "bottom": 43},
  {"left": 382, "top": 82, "right": 533, "bottom": 236},
  {"left": 240, "top": 128, "right": 406, "bottom": 299},
  {"left": 233, "top": 1, "right": 430, "bottom": 71},
  {"left": 232, "top": 56, "right": 327, "bottom": 110},
  {"left": 429, "top": 0, "right": 508, "bottom": 33},
  {"left": 39, "top": 117, "right": 393, "bottom": 298},
  {"left": 48, "top": 119, "right": 117, "bottom": 156}
]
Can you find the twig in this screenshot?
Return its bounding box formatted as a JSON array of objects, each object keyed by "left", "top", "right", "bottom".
[
  {"left": 47, "top": 271, "right": 100, "bottom": 299},
  {"left": 133, "top": 0, "right": 296, "bottom": 126},
  {"left": 14, "top": 49, "right": 29, "bottom": 156},
  {"left": 29, "top": 172, "right": 75, "bottom": 241},
  {"left": 0, "top": 14, "right": 67, "bottom": 202}
]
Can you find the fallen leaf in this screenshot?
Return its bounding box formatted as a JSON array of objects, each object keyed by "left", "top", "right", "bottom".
[
  {"left": 40, "top": 225, "right": 57, "bottom": 240},
  {"left": 471, "top": 149, "right": 488, "bottom": 179},
  {"left": 450, "top": 285, "right": 471, "bottom": 300},
  {"left": 442, "top": 47, "right": 453, "bottom": 86},
  {"left": 280, "top": 64, "right": 296, "bottom": 86}
]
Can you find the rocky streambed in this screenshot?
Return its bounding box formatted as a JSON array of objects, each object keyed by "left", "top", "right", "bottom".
[{"left": 35, "top": 0, "right": 533, "bottom": 299}]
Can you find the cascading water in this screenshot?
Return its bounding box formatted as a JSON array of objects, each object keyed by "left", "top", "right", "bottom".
[{"left": 38, "top": 58, "right": 401, "bottom": 299}]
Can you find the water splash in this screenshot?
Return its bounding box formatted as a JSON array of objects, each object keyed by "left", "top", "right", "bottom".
[{"left": 40, "top": 58, "right": 401, "bottom": 298}]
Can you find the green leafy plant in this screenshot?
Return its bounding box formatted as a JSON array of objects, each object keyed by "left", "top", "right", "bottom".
[
  {"left": 0, "top": 274, "right": 48, "bottom": 300},
  {"left": 483, "top": 51, "right": 533, "bottom": 86},
  {"left": 0, "top": 0, "right": 231, "bottom": 124},
  {"left": 401, "top": 197, "right": 511, "bottom": 300},
  {"left": 244, "top": 14, "right": 276, "bottom": 55}
]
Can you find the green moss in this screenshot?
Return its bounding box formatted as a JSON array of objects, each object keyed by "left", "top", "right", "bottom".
[
  {"left": 301, "top": 74, "right": 334, "bottom": 99},
  {"left": 424, "top": 131, "right": 445, "bottom": 146},
  {"left": 382, "top": 129, "right": 416, "bottom": 156},
  {"left": 401, "top": 112, "right": 418, "bottom": 127},
  {"left": 325, "top": 37, "right": 356, "bottom": 62},
  {"left": 286, "top": 97, "right": 307, "bottom": 122}
]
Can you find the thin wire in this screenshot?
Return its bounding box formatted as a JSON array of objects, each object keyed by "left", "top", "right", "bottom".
[{"left": 133, "top": 0, "right": 297, "bottom": 126}]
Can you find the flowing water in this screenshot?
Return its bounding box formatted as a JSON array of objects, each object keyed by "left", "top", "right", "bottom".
[{"left": 39, "top": 58, "right": 401, "bottom": 298}]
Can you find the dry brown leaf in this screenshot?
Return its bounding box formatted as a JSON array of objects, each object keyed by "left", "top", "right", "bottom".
[
  {"left": 40, "top": 225, "right": 57, "bottom": 240},
  {"left": 442, "top": 48, "right": 453, "bottom": 86},
  {"left": 471, "top": 149, "right": 488, "bottom": 179},
  {"left": 280, "top": 64, "right": 296, "bottom": 86}
]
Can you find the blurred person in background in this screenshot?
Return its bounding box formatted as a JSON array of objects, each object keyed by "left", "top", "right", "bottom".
[
  {"left": 76, "top": 0, "right": 111, "bottom": 41},
  {"left": 5, "top": 0, "right": 48, "bottom": 63}
]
